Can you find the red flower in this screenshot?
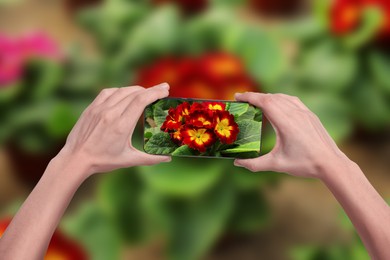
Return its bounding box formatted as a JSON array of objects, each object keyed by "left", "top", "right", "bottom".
[
  {"left": 187, "top": 110, "right": 214, "bottom": 129},
  {"left": 331, "top": 0, "right": 362, "bottom": 35},
  {"left": 213, "top": 110, "right": 239, "bottom": 144},
  {"left": 171, "top": 126, "right": 184, "bottom": 144},
  {"left": 330, "top": 0, "right": 390, "bottom": 38},
  {"left": 176, "top": 101, "right": 191, "bottom": 117},
  {"left": 181, "top": 126, "right": 216, "bottom": 152},
  {"left": 135, "top": 53, "right": 259, "bottom": 100},
  {"left": 161, "top": 107, "right": 183, "bottom": 131},
  {"left": 0, "top": 217, "right": 87, "bottom": 260}
]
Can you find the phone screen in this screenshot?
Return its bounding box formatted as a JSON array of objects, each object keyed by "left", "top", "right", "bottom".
[{"left": 143, "top": 98, "right": 262, "bottom": 159}]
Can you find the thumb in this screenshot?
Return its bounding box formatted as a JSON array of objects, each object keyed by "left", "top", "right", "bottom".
[
  {"left": 234, "top": 153, "right": 275, "bottom": 172},
  {"left": 127, "top": 149, "right": 172, "bottom": 167}
]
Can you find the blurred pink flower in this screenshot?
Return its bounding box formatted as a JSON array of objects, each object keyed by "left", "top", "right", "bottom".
[
  {"left": 0, "top": 35, "right": 24, "bottom": 86},
  {"left": 0, "top": 32, "right": 61, "bottom": 87}
]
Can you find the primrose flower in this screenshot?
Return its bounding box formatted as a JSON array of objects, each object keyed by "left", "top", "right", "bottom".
[
  {"left": 203, "top": 101, "right": 226, "bottom": 111},
  {"left": 181, "top": 127, "right": 216, "bottom": 152},
  {"left": 187, "top": 110, "right": 214, "bottom": 129},
  {"left": 171, "top": 126, "right": 183, "bottom": 145},
  {"left": 214, "top": 111, "right": 239, "bottom": 144},
  {"left": 161, "top": 107, "right": 182, "bottom": 131},
  {"left": 176, "top": 102, "right": 191, "bottom": 117}
]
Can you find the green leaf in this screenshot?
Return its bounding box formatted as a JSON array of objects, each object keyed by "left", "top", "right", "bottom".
[
  {"left": 46, "top": 101, "right": 82, "bottom": 138},
  {"left": 369, "top": 50, "right": 390, "bottom": 94},
  {"left": 223, "top": 25, "right": 286, "bottom": 86},
  {"left": 172, "top": 145, "right": 197, "bottom": 156},
  {"left": 300, "top": 41, "right": 357, "bottom": 92},
  {"left": 153, "top": 180, "right": 234, "bottom": 260},
  {"left": 61, "top": 201, "right": 121, "bottom": 260},
  {"left": 144, "top": 132, "right": 177, "bottom": 155},
  {"left": 300, "top": 93, "right": 352, "bottom": 142},
  {"left": 221, "top": 141, "right": 260, "bottom": 153},
  {"left": 235, "top": 120, "right": 262, "bottom": 145},
  {"left": 228, "top": 190, "right": 270, "bottom": 233},
  {"left": 98, "top": 169, "right": 148, "bottom": 243},
  {"left": 342, "top": 6, "right": 384, "bottom": 49},
  {"left": 138, "top": 157, "right": 226, "bottom": 198},
  {"left": 228, "top": 102, "right": 249, "bottom": 117}
]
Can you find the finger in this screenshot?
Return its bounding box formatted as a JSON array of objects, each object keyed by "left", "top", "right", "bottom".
[
  {"left": 234, "top": 153, "right": 276, "bottom": 172},
  {"left": 103, "top": 86, "right": 145, "bottom": 107},
  {"left": 121, "top": 83, "right": 170, "bottom": 121},
  {"left": 129, "top": 149, "right": 172, "bottom": 166},
  {"left": 235, "top": 92, "right": 286, "bottom": 139},
  {"left": 90, "top": 88, "right": 119, "bottom": 107}
]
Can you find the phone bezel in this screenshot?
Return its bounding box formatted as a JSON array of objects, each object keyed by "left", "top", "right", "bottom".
[{"left": 142, "top": 97, "right": 263, "bottom": 159}]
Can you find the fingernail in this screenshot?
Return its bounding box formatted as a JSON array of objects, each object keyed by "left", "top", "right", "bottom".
[
  {"left": 234, "top": 161, "right": 242, "bottom": 167},
  {"left": 158, "top": 82, "right": 170, "bottom": 90},
  {"left": 234, "top": 93, "right": 242, "bottom": 98}
]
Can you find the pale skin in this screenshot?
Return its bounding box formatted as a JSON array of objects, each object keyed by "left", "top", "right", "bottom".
[{"left": 0, "top": 85, "right": 388, "bottom": 259}]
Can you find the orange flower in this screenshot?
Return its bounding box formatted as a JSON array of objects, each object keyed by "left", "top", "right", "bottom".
[
  {"left": 171, "top": 126, "right": 184, "bottom": 144},
  {"left": 213, "top": 111, "right": 239, "bottom": 144},
  {"left": 181, "top": 126, "right": 216, "bottom": 152},
  {"left": 0, "top": 217, "right": 87, "bottom": 260}
]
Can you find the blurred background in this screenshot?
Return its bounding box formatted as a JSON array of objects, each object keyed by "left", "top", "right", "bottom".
[{"left": 0, "top": 0, "right": 390, "bottom": 259}]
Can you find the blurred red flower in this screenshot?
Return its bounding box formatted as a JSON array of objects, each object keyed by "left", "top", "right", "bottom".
[
  {"left": 0, "top": 217, "right": 87, "bottom": 260},
  {"left": 330, "top": 0, "right": 390, "bottom": 38},
  {"left": 0, "top": 32, "right": 61, "bottom": 86},
  {"left": 136, "top": 53, "right": 259, "bottom": 100}
]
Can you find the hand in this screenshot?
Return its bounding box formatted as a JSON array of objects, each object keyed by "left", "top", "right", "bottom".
[
  {"left": 234, "top": 92, "right": 350, "bottom": 179},
  {"left": 58, "top": 83, "right": 172, "bottom": 177}
]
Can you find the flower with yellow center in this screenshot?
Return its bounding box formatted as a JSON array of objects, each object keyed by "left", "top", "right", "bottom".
[
  {"left": 182, "top": 127, "right": 216, "bottom": 152},
  {"left": 213, "top": 111, "right": 239, "bottom": 144}
]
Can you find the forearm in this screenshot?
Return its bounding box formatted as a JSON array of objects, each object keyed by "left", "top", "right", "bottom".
[
  {"left": 0, "top": 150, "right": 89, "bottom": 259},
  {"left": 321, "top": 157, "right": 390, "bottom": 259}
]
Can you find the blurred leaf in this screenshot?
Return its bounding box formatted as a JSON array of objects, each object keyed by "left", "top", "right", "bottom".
[
  {"left": 144, "top": 132, "right": 178, "bottom": 154},
  {"left": 224, "top": 25, "right": 286, "bottom": 86},
  {"left": 368, "top": 50, "right": 390, "bottom": 94},
  {"left": 228, "top": 190, "right": 270, "bottom": 233},
  {"left": 115, "top": 6, "right": 180, "bottom": 67},
  {"left": 153, "top": 179, "right": 234, "bottom": 260},
  {"left": 27, "top": 60, "right": 63, "bottom": 100},
  {"left": 342, "top": 6, "right": 384, "bottom": 49},
  {"left": 46, "top": 101, "right": 82, "bottom": 138},
  {"left": 98, "top": 169, "right": 148, "bottom": 243},
  {"left": 230, "top": 166, "right": 279, "bottom": 191},
  {"left": 348, "top": 80, "right": 390, "bottom": 130},
  {"left": 300, "top": 93, "right": 352, "bottom": 142},
  {"left": 299, "top": 41, "right": 357, "bottom": 92},
  {"left": 0, "top": 82, "right": 22, "bottom": 103},
  {"left": 62, "top": 201, "right": 121, "bottom": 260},
  {"left": 138, "top": 157, "right": 226, "bottom": 198},
  {"left": 183, "top": 8, "right": 236, "bottom": 54}
]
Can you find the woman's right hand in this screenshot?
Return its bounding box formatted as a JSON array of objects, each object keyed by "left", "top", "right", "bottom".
[{"left": 234, "top": 92, "right": 351, "bottom": 179}]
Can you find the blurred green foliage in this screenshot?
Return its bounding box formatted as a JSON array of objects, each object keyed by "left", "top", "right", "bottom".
[{"left": 0, "top": 53, "right": 100, "bottom": 153}]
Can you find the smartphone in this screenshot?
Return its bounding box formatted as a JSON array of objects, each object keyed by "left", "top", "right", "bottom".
[{"left": 143, "top": 97, "right": 262, "bottom": 159}]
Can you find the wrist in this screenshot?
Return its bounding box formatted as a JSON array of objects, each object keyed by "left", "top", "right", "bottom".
[
  {"left": 49, "top": 147, "right": 93, "bottom": 183},
  {"left": 317, "top": 153, "right": 359, "bottom": 184}
]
